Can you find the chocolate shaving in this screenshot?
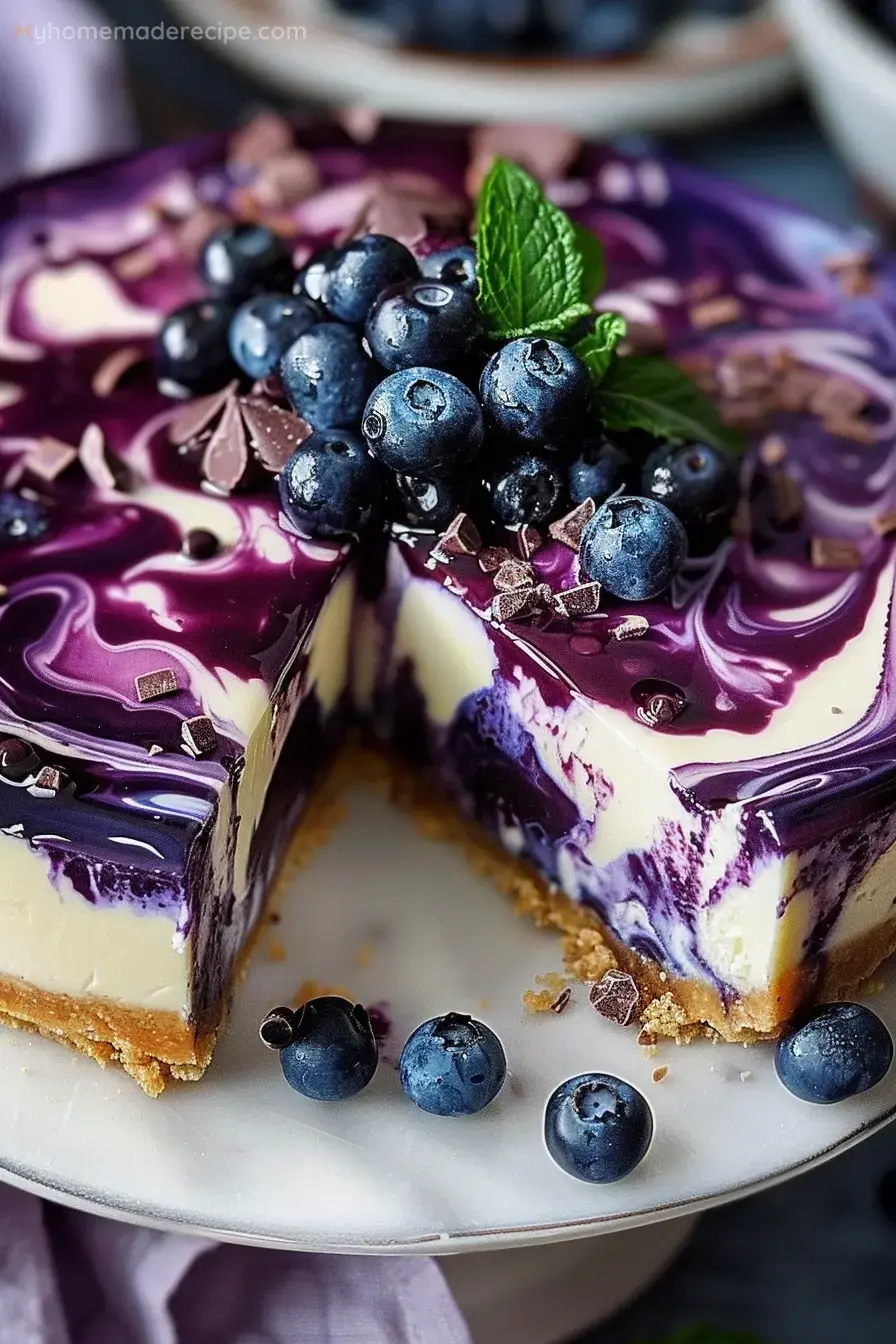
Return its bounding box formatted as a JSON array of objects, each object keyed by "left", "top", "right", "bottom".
[
  {"left": 809, "top": 376, "right": 870, "bottom": 421},
  {"left": 202, "top": 395, "right": 250, "bottom": 493},
  {"left": 590, "top": 970, "right": 640, "bottom": 1027},
  {"left": 548, "top": 498, "right": 596, "bottom": 551},
  {"left": 181, "top": 715, "right": 218, "bottom": 758},
  {"left": 810, "top": 536, "right": 863, "bottom": 571},
  {"left": 720, "top": 397, "right": 776, "bottom": 430},
  {"left": 687, "top": 274, "right": 722, "bottom": 303},
  {"left": 550, "top": 987, "right": 572, "bottom": 1014},
  {"left": 637, "top": 690, "right": 685, "bottom": 728},
  {"left": 778, "top": 366, "right": 824, "bottom": 414},
  {"left": 29, "top": 765, "right": 63, "bottom": 798},
  {"left": 78, "top": 423, "right": 129, "bottom": 491},
  {"left": 552, "top": 581, "right": 602, "bottom": 619},
  {"left": 610, "top": 614, "right": 649, "bottom": 641},
  {"left": 228, "top": 111, "right": 294, "bottom": 167},
  {"left": 516, "top": 524, "right": 543, "bottom": 560},
  {"left": 618, "top": 319, "right": 668, "bottom": 357},
  {"left": 466, "top": 123, "right": 580, "bottom": 195},
  {"left": 676, "top": 352, "right": 719, "bottom": 395},
  {"left": 339, "top": 173, "right": 468, "bottom": 250},
  {"left": 25, "top": 436, "right": 77, "bottom": 482},
  {"left": 716, "top": 351, "right": 771, "bottom": 399},
  {"left": 167, "top": 382, "right": 238, "bottom": 447},
  {"left": 0, "top": 584, "right": 7, "bottom": 605},
  {"left": 491, "top": 586, "right": 541, "bottom": 624},
  {"left": 824, "top": 414, "right": 876, "bottom": 445},
  {"left": 689, "top": 295, "right": 744, "bottom": 330},
  {"left": 337, "top": 106, "right": 382, "bottom": 143},
  {"left": 176, "top": 206, "right": 230, "bottom": 263},
  {"left": 494, "top": 558, "right": 534, "bottom": 592},
  {"left": 770, "top": 471, "right": 803, "bottom": 526},
  {"left": 91, "top": 345, "right": 145, "bottom": 397},
  {"left": 113, "top": 247, "right": 158, "bottom": 280},
  {"left": 147, "top": 744, "right": 164, "bottom": 757},
  {"left": 433, "top": 512, "right": 482, "bottom": 560},
  {"left": 135, "top": 668, "right": 177, "bottom": 703},
  {"left": 249, "top": 151, "right": 320, "bottom": 212},
  {"left": 478, "top": 545, "right": 512, "bottom": 574},
  {"left": 239, "top": 398, "right": 311, "bottom": 473},
  {"left": 872, "top": 510, "right": 896, "bottom": 538},
  {"left": 759, "top": 434, "right": 788, "bottom": 467}
]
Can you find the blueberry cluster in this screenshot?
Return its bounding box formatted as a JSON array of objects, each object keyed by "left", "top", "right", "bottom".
[
  {"left": 156, "top": 222, "right": 739, "bottom": 601},
  {"left": 331, "top": 0, "right": 758, "bottom": 58}
]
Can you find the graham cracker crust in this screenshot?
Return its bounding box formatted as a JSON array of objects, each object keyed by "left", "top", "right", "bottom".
[{"left": 5, "top": 739, "right": 896, "bottom": 1093}]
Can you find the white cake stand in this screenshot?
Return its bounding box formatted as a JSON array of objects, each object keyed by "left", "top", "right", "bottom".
[
  {"left": 0, "top": 783, "right": 893, "bottom": 1342},
  {"left": 167, "top": 0, "right": 796, "bottom": 135}
]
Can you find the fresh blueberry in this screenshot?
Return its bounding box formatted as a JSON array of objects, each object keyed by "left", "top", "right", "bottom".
[
  {"left": 294, "top": 246, "right": 337, "bottom": 305},
  {"left": 579, "top": 495, "right": 687, "bottom": 601},
  {"left": 362, "top": 367, "right": 484, "bottom": 478},
  {"left": 544, "top": 1073, "right": 653, "bottom": 1183},
  {"left": 280, "top": 324, "right": 377, "bottom": 429},
  {"left": 399, "top": 1012, "right": 506, "bottom": 1116},
  {"left": 365, "top": 280, "right": 483, "bottom": 373},
  {"left": 391, "top": 472, "right": 470, "bottom": 531},
  {"left": 419, "top": 243, "right": 478, "bottom": 297},
  {"left": 278, "top": 996, "right": 378, "bottom": 1101},
  {"left": 568, "top": 436, "right": 633, "bottom": 507},
  {"left": 279, "top": 430, "right": 384, "bottom": 540},
  {"left": 0, "top": 492, "right": 49, "bottom": 545},
  {"left": 199, "top": 223, "right": 294, "bottom": 302},
  {"left": 641, "top": 440, "right": 739, "bottom": 554},
  {"left": 323, "top": 235, "right": 419, "bottom": 326},
  {"left": 155, "top": 298, "right": 238, "bottom": 395},
  {"left": 228, "top": 293, "right": 319, "bottom": 380},
  {"left": 479, "top": 338, "right": 592, "bottom": 453},
  {"left": 775, "top": 1003, "right": 894, "bottom": 1104},
  {"left": 491, "top": 453, "right": 565, "bottom": 528},
  {"left": 554, "top": 0, "right": 665, "bottom": 56}
]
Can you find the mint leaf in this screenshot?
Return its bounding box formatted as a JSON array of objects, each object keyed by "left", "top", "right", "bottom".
[
  {"left": 597, "top": 355, "right": 743, "bottom": 454},
  {"left": 574, "top": 312, "right": 627, "bottom": 385},
  {"left": 573, "top": 223, "right": 605, "bottom": 302},
  {"left": 476, "top": 158, "right": 592, "bottom": 340}
]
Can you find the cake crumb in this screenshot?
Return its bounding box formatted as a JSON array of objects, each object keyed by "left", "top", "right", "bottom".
[
  {"left": 266, "top": 939, "right": 286, "bottom": 964},
  {"left": 291, "top": 978, "right": 352, "bottom": 1008},
  {"left": 354, "top": 943, "right": 374, "bottom": 969},
  {"left": 535, "top": 971, "right": 570, "bottom": 994},
  {"left": 739, "top": 1070, "right": 753, "bottom": 1082},
  {"left": 478, "top": 998, "right": 490, "bottom": 1012},
  {"left": 523, "top": 989, "right": 556, "bottom": 1014},
  {"left": 640, "top": 992, "right": 691, "bottom": 1041},
  {"left": 652, "top": 1066, "right": 668, "bottom": 1084}
]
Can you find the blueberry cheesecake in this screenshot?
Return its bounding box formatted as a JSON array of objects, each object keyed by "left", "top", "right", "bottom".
[{"left": 1, "top": 113, "right": 894, "bottom": 1093}]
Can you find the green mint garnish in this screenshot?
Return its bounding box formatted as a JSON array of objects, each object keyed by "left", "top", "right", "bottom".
[
  {"left": 573, "top": 222, "right": 606, "bottom": 303},
  {"left": 597, "top": 355, "right": 741, "bottom": 455},
  {"left": 574, "top": 312, "right": 627, "bottom": 385},
  {"left": 475, "top": 158, "right": 592, "bottom": 340}
]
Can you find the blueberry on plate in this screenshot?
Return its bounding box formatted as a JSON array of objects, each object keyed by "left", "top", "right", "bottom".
[
  {"left": 579, "top": 495, "right": 687, "bottom": 601},
  {"left": 545, "top": 1073, "right": 653, "bottom": 1183},
  {"left": 0, "top": 491, "right": 50, "bottom": 545},
  {"left": 554, "top": 0, "right": 665, "bottom": 56},
  {"left": 568, "top": 436, "right": 633, "bottom": 507},
  {"left": 775, "top": 1003, "right": 894, "bottom": 1104},
  {"left": 491, "top": 453, "right": 565, "bottom": 528},
  {"left": 279, "top": 429, "right": 384, "bottom": 540},
  {"left": 155, "top": 298, "right": 238, "bottom": 395},
  {"left": 419, "top": 243, "right": 478, "bottom": 297},
  {"left": 294, "top": 246, "right": 338, "bottom": 305},
  {"left": 641, "top": 440, "right": 739, "bottom": 554},
  {"left": 362, "top": 367, "right": 484, "bottom": 478},
  {"left": 399, "top": 1012, "right": 506, "bottom": 1116},
  {"left": 280, "top": 323, "right": 377, "bottom": 429},
  {"left": 365, "top": 279, "right": 483, "bottom": 373},
  {"left": 228, "top": 293, "right": 320, "bottom": 380},
  {"left": 278, "top": 996, "right": 378, "bottom": 1101},
  {"left": 323, "top": 234, "right": 419, "bottom": 326},
  {"left": 199, "top": 223, "right": 295, "bottom": 302},
  {"left": 391, "top": 472, "right": 470, "bottom": 531},
  {"left": 479, "top": 338, "right": 592, "bottom": 453}
]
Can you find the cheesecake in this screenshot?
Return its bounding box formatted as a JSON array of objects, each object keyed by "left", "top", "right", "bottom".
[{"left": 1, "top": 114, "right": 894, "bottom": 1093}]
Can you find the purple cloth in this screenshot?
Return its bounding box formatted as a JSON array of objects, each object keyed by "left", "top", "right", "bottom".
[
  {"left": 0, "top": 1185, "right": 471, "bottom": 1343},
  {"left": 0, "top": 10, "right": 470, "bottom": 1341}
]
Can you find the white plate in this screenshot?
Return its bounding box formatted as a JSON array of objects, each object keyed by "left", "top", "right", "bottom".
[
  {"left": 1, "top": 781, "right": 894, "bottom": 1253},
  {"left": 168, "top": 0, "right": 797, "bottom": 135}
]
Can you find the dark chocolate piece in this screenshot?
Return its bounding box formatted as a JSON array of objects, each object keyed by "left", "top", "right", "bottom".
[
  {"left": 78, "top": 423, "right": 130, "bottom": 491},
  {"left": 759, "top": 434, "right": 788, "bottom": 467},
  {"left": 810, "top": 536, "right": 863, "bottom": 571},
  {"left": 873, "top": 510, "right": 896, "bottom": 538},
  {"left": 494, "top": 558, "right": 534, "bottom": 592},
  {"left": 228, "top": 110, "right": 294, "bottom": 167},
  {"left": 183, "top": 528, "right": 220, "bottom": 561},
  {"left": 182, "top": 715, "right": 218, "bottom": 757},
  {"left": 176, "top": 206, "right": 231, "bottom": 263},
  {"left": 491, "top": 586, "right": 541, "bottom": 624},
  {"left": 202, "top": 396, "right": 250, "bottom": 493},
  {"left": 249, "top": 152, "right": 320, "bottom": 211},
  {"left": 434, "top": 513, "right": 482, "bottom": 560},
  {"left": 770, "top": 471, "right": 804, "bottom": 526},
  {"left": 516, "top": 524, "right": 543, "bottom": 560},
  {"left": 113, "top": 247, "right": 158, "bottom": 281},
  {"left": 25, "top": 437, "right": 77, "bottom": 482},
  {"left": 259, "top": 1005, "right": 296, "bottom": 1049},
  {"left": 610, "top": 614, "right": 649, "bottom": 641},
  {"left": 478, "top": 546, "right": 512, "bottom": 574},
  {"left": 550, "top": 987, "right": 572, "bottom": 1014},
  {"left": 147, "top": 744, "right": 164, "bottom": 757},
  {"left": 548, "top": 498, "right": 596, "bottom": 551},
  {"left": 239, "top": 398, "right": 312, "bottom": 474},
  {"left": 134, "top": 668, "right": 177, "bottom": 702},
  {"left": 689, "top": 295, "right": 744, "bottom": 329},
  {"left": 590, "top": 970, "right": 640, "bottom": 1027},
  {"left": 91, "top": 345, "right": 145, "bottom": 397},
  {"left": 167, "top": 382, "right": 238, "bottom": 447},
  {"left": 552, "top": 582, "right": 602, "bottom": 619},
  {"left": 29, "top": 765, "right": 64, "bottom": 798},
  {"left": 0, "top": 584, "right": 8, "bottom": 605},
  {"left": 637, "top": 690, "right": 685, "bottom": 728}
]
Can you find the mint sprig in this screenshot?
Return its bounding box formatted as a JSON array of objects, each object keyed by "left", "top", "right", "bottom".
[
  {"left": 574, "top": 313, "right": 627, "bottom": 385},
  {"left": 597, "top": 356, "right": 740, "bottom": 455},
  {"left": 475, "top": 158, "right": 592, "bottom": 340},
  {"left": 474, "top": 160, "right": 743, "bottom": 454}
]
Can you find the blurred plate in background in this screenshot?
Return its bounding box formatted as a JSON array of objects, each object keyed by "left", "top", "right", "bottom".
[{"left": 168, "top": 0, "right": 796, "bottom": 132}]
